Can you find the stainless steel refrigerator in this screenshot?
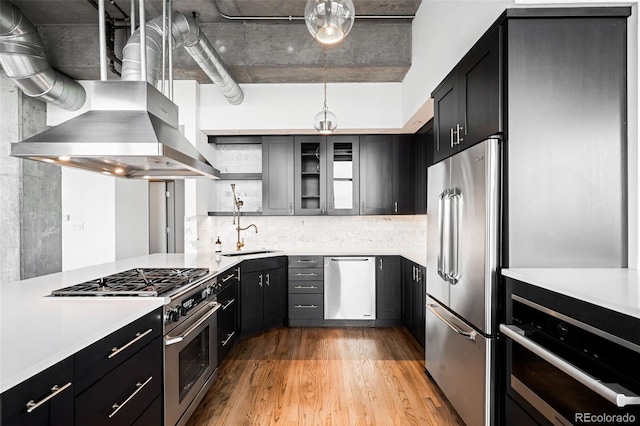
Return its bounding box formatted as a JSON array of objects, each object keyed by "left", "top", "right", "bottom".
[{"left": 425, "top": 138, "right": 500, "bottom": 426}]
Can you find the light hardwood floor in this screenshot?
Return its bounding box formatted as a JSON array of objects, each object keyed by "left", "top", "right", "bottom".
[{"left": 187, "top": 327, "right": 464, "bottom": 426}]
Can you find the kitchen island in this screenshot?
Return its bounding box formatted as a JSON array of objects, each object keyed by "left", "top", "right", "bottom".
[{"left": 1, "top": 250, "right": 425, "bottom": 395}]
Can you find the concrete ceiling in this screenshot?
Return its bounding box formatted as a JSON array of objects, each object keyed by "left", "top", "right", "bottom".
[{"left": 7, "top": 0, "right": 420, "bottom": 84}]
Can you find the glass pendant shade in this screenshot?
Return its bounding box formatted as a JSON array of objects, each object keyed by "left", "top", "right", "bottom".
[
  {"left": 314, "top": 109, "right": 337, "bottom": 134},
  {"left": 304, "top": 0, "right": 355, "bottom": 45}
]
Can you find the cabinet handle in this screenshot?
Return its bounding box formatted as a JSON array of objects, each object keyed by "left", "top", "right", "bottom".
[
  {"left": 412, "top": 266, "right": 416, "bottom": 281},
  {"left": 222, "top": 298, "right": 235, "bottom": 310},
  {"left": 321, "top": 202, "right": 325, "bottom": 214},
  {"left": 266, "top": 273, "right": 270, "bottom": 287},
  {"left": 108, "top": 328, "right": 153, "bottom": 359},
  {"left": 259, "top": 274, "right": 263, "bottom": 287},
  {"left": 295, "top": 304, "right": 318, "bottom": 308},
  {"left": 221, "top": 273, "right": 235, "bottom": 283},
  {"left": 361, "top": 201, "right": 365, "bottom": 213},
  {"left": 328, "top": 202, "right": 333, "bottom": 213},
  {"left": 295, "top": 259, "right": 317, "bottom": 264},
  {"left": 221, "top": 331, "right": 235, "bottom": 347},
  {"left": 26, "top": 382, "right": 72, "bottom": 413},
  {"left": 379, "top": 258, "right": 383, "bottom": 271},
  {"left": 450, "top": 128, "right": 455, "bottom": 148},
  {"left": 394, "top": 201, "right": 398, "bottom": 213},
  {"left": 294, "top": 272, "right": 317, "bottom": 277},
  {"left": 456, "top": 123, "right": 465, "bottom": 144},
  {"left": 289, "top": 201, "right": 293, "bottom": 215},
  {"left": 108, "top": 376, "right": 153, "bottom": 418},
  {"left": 294, "top": 285, "right": 318, "bottom": 289}
]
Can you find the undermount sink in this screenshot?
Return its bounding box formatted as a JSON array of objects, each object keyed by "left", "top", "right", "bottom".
[{"left": 222, "top": 250, "right": 275, "bottom": 257}]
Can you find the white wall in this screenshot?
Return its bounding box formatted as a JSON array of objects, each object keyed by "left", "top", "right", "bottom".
[
  {"left": 115, "top": 179, "right": 149, "bottom": 260},
  {"left": 61, "top": 168, "right": 115, "bottom": 270}
]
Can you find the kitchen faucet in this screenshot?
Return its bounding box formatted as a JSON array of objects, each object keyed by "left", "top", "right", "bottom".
[{"left": 231, "top": 184, "right": 258, "bottom": 251}]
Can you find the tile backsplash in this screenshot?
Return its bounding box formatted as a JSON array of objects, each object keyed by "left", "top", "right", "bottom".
[{"left": 195, "top": 214, "right": 427, "bottom": 254}]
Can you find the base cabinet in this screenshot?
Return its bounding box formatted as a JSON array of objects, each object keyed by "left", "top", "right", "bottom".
[
  {"left": 216, "top": 266, "right": 240, "bottom": 365},
  {"left": 0, "top": 356, "right": 74, "bottom": 426},
  {"left": 1, "top": 308, "right": 163, "bottom": 426},
  {"left": 240, "top": 257, "right": 287, "bottom": 337},
  {"left": 402, "top": 259, "right": 425, "bottom": 347},
  {"left": 288, "top": 256, "right": 324, "bottom": 325},
  {"left": 375, "top": 256, "right": 402, "bottom": 324}
]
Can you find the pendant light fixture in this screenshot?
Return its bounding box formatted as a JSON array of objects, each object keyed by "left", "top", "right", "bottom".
[
  {"left": 304, "top": 0, "right": 355, "bottom": 45},
  {"left": 313, "top": 47, "right": 337, "bottom": 135}
]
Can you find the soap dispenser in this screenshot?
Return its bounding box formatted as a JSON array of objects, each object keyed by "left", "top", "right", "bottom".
[{"left": 215, "top": 236, "right": 222, "bottom": 253}]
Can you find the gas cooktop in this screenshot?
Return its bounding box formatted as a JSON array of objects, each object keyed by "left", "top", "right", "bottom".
[{"left": 51, "top": 267, "right": 210, "bottom": 297}]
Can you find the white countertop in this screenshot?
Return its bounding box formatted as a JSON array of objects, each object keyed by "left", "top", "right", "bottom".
[
  {"left": 502, "top": 268, "right": 640, "bottom": 320},
  {"left": 1, "top": 250, "right": 424, "bottom": 394}
]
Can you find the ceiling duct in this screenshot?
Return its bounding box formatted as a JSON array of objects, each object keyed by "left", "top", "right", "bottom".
[
  {"left": 121, "top": 11, "right": 244, "bottom": 105},
  {"left": 0, "top": 0, "right": 86, "bottom": 111}
]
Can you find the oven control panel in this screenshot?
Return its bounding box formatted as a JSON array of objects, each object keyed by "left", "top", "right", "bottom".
[{"left": 164, "top": 276, "right": 217, "bottom": 326}]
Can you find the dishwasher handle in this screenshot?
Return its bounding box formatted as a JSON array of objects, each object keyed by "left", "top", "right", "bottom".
[{"left": 328, "top": 258, "right": 370, "bottom": 262}]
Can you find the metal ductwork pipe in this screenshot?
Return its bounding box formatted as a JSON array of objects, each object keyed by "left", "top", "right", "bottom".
[
  {"left": 121, "top": 11, "right": 243, "bottom": 105},
  {"left": 0, "top": 1, "right": 86, "bottom": 111}
]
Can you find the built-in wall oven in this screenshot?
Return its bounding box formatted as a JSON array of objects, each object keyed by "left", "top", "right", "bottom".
[{"left": 501, "top": 276, "right": 640, "bottom": 426}]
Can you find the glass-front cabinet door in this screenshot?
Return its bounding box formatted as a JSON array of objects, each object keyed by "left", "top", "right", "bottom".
[
  {"left": 327, "top": 136, "right": 359, "bottom": 215},
  {"left": 293, "top": 135, "right": 359, "bottom": 215},
  {"left": 294, "top": 136, "right": 326, "bottom": 215}
]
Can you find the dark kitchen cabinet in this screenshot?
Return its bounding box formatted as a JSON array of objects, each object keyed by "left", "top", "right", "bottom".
[
  {"left": 240, "top": 256, "right": 287, "bottom": 336},
  {"left": 217, "top": 266, "right": 240, "bottom": 365},
  {"left": 294, "top": 135, "right": 359, "bottom": 215},
  {"left": 402, "top": 258, "right": 425, "bottom": 348},
  {"left": 414, "top": 121, "right": 433, "bottom": 215},
  {"left": 262, "top": 136, "right": 294, "bottom": 215},
  {"left": 360, "top": 135, "right": 415, "bottom": 215},
  {"left": 288, "top": 256, "right": 324, "bottom": 325},
  {"left": 375, "top": 256, "right": 402, "bottom": 323},
  {"left": 432, "top": 26, "right": 500, "bottom": 163},
  {"left": 0, "top": 356, "right": 74, "bottom": 426}
]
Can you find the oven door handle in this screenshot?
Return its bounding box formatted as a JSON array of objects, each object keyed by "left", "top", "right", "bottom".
[
  {"left": 500, "top": 324, "right": 640, "bottom": 408},
  {"left": 165, "top": 303, "right": 220, "bottom": 346}
]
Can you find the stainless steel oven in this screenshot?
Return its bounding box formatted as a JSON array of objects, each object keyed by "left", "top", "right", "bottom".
[
  {"left": 501, "top": 294, "right": 640, "bottom": 426},
  {"left": 164, "top": 276, "right": 220, "bottom": 426}
]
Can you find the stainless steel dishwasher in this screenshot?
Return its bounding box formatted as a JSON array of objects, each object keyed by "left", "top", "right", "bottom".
[{"left": 323, "top": 257, "right": 376, "bottom": 320}]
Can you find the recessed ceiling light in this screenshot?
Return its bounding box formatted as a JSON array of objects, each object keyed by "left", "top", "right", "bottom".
[
  {"left": 58, "top": 156, "right": 71, "bottom": 161},
  {"left": 114, "top": 168, "right": 125, "bottom": 175}
]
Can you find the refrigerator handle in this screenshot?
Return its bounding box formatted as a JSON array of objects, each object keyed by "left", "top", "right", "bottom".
[
  {"left": 428, "top": 303, "right": 477, "bottom": 341},
  {"left": 437, "top": 190, "right": 449, "bottom": 281},
  {"left": 449, "top": 189, "right": 461, "bottom": 284}
]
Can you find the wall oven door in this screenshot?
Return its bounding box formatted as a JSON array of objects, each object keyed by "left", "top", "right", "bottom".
[
  {"left": 165, "top": 302, "right": 219, "bottom": 426},
  {"left": 501, "top": 297, "right": 640, "bottom": 426}
]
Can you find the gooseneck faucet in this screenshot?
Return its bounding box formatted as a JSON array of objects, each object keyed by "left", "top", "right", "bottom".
[{"left": 231, "top": 184, "right": 258, "bottom": 251}]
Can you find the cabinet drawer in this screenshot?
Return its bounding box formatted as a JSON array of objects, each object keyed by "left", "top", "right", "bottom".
[
  {"left": 289, "top": 294, "right": 324, "bottom": 319},
  {"left": 217, "top": 293, "right": 238, "bottom": 327},
  {"left": 131, "top": 395, "right": 162, "bottom": 426},
  {"left": 288, "top": 256, "right": 323, "bottom": 268},
  {"left": 288, "top": 280, "right": 324, "bottom": 294},
  {"left": 75, "top": 308, "right": 162, "bottom": 393},
  {"left": 218, "top": 267, "right": 239, "bottom": 288},
  {"left": 288, "top": 268, "right": 323, "bottom": 281},
  {"left": 75, "top": 337, "right": 162, "bottom": 426},
  {"left": 217, "top": 319, "right": 237, "bottom": 365},
  {"left": 1, "top": 356, "right": 74, "bottom": 426}
]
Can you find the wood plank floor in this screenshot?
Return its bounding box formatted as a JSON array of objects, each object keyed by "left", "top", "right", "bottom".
[{"left": 187, "top": 327, "right": 464, "bottom": 426}]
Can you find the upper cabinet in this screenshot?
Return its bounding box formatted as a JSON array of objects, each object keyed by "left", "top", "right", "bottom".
[
  {"left": 414, "top": 120, "right": 433, "bottom": 215},
  {"left": 262, "top": 136, "right": 294, "bottom": 215},
  {"left": 432, "top": 27, "right": 501, "bottom": 164},
  {"left": 294, "top": 135, "right": 360, "bottom": 216},
  {"left": 360, "top": 135, "right": 415, "bottom": 215}
]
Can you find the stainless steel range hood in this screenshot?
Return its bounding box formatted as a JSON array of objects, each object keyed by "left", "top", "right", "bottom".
[{"left": 10, "top": 81, "right": 220, "bottom": 179}]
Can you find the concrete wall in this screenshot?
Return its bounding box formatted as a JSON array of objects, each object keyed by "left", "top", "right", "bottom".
[{"left": 0, "top": 71, "right": 62, "bottom": 284}]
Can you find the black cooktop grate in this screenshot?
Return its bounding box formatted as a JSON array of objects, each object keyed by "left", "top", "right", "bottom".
[{"left": 51, "top": 267, "right": 210, "bottom": 296}]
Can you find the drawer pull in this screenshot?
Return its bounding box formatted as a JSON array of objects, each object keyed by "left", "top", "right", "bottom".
[
  {"left": 221, "top": 331, "right": 235, "bottom": 347},
  {"left": 294, "top": 285, "right": 318, "bottom": 289},
  {"left": 108, "top": 328, "right": 153, "bottom": 359},
  {"left": 295, "top": 305, "right": 318, "bottom": 309},
  {"left": 222, "top": 298, "right": 235, "bottom": 310},
  {"left": 108, "top": 376, "right": 153, "bottom": 418},
  {"left": 26, "top": 382, "right": 72, "bottom": 413},
  {"left": 221, "top": 273, "right": 235, "bottom": 283},
  {"left": 294, "top": 272, "right": 317, "bottom": 277},
  {"left": 295, "top": 260, "right": 318, "bottom": 263}
]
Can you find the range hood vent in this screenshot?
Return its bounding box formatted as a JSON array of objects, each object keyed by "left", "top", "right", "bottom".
[{"left": 10, "top": 81, "right": 220, "bottom": 179}]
